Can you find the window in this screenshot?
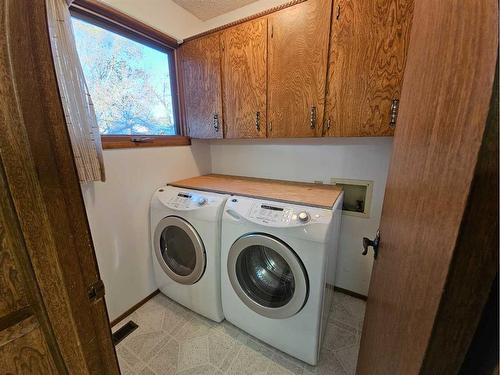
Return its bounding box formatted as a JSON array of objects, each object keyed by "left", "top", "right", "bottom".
[
  {"left": 69, "top": 0, "right": 188, "bottom": 148},
  {"left": 72, "top": 17, "right": 177, "bottom": 136}
]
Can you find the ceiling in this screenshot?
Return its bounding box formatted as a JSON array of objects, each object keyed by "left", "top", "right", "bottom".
[{"left": 172, "top": 0, "right": 260, "bottom": 21}]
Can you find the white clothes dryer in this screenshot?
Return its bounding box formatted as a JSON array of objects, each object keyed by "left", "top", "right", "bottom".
[{"left": 151, "top": 186, "right": 228, "bottom": 322}]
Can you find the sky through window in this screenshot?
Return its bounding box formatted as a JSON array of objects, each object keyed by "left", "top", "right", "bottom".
[{"left": 72, "top": 17, "right": 177, "bottom": 135}]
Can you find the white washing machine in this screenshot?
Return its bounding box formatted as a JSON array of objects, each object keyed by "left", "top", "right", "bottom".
[
  {"left": 151, "top": 186, "right": 228, "bottom": 322},
  {"left": 221, "top": 194, "right": 343, "bottom": 365}
]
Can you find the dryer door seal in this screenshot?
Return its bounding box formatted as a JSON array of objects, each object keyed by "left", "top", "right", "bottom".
[
  {"left": 154, "top": 216, "right": 206, "bottom": 285},
  {"left": 228, "top": 234, "right": 308, "bottom": 319}
]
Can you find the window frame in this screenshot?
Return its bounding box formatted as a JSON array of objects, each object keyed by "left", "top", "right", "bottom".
[{"left": 70, "top": 0, "right": 189, "bottom": 149}]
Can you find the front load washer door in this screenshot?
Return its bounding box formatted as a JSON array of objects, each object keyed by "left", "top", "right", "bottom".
[
  {"left": 154, "top": 216, "right": 205, "bottom": 285},
  {"left": 227, "top": 234, "right": 308, "bottom": 319}
]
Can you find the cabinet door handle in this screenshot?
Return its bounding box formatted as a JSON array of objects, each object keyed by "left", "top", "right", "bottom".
[
  {"left": 389, "top": 99, "right": 400, "bottom": 129},
  {"left": 310, "top": 106, "right": 317, "bottom": 129},
  {"left": 213, "top": 113, "right": 219, "bottom": 132},
  {"left": 255, "top": 111, "right": 261, "bottom": 132},
  {"left": 323, "top": 118, "right": 331, "bottom": 136}
]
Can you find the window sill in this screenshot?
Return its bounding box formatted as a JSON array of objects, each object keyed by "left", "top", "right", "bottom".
[{"left": 101, "top": 135, "right": 191, "bottom": 150}]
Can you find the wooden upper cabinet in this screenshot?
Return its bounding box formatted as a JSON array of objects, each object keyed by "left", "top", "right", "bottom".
[
  {"left": 324, "top": 0, "right": 414, "bottom": 137},
  {"left": 178, "top": 34, "right": 223, "bottom": 139},
  {"left": 267, "top": 0, "right": 332, "bottom": 138},
  {"left": 221, "top": 18, "right": 267, "bottom": 139}
]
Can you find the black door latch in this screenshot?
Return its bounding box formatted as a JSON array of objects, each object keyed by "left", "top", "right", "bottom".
[{"left": 362, "top": 230, "right": 380, "bottom": 259}]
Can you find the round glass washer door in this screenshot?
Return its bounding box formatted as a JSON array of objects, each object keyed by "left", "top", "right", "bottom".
[
  {"left": 227, "top": 234, "right": 308, "bottom": 319},
  {"left": 154, "top": 216, "right": 205, "bottom": 285}
]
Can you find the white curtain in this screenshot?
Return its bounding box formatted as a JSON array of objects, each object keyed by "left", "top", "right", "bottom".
[{"left": 46, "top": 0, "right": 105, "bottom": 182}]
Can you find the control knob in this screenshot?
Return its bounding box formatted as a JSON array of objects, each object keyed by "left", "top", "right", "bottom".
[
  {"left": 196, "top": 197, "right": 207, "bottom": 206},
  {"left": 297, "top": 211, "right": 310, "bottom": 223}
]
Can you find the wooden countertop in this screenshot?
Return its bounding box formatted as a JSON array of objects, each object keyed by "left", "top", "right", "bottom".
[{"left": 169, "top": 174, "right": 342, "bottom": 209}]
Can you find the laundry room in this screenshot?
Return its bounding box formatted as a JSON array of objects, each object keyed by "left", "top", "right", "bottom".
[
  {"left": 0, "top": 0, "right": 496, "bottom": 374},
  {"left": 74, "top": 0, "right": 395, "bottom": 371}
]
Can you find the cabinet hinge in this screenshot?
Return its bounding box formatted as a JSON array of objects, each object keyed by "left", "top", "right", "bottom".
[
  {"left": 389, "top": 99, "right": 400, "bottom": 129},
  {"left": 87, "top": 279, "right": 105, "bottom": 302},
  {"left": 310, "top": 106, "right": 317, "bottom": 129}
]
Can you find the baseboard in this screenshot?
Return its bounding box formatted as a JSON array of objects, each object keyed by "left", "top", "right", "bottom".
[
  {"left": 111, "top": 289, "right": 160, "bottom": 327},
  {"left": 334, "top": 286, "right": 368, "bottom": 301},
  {"left": 110, "top": 287, "right": 365, "bottom": 327}
]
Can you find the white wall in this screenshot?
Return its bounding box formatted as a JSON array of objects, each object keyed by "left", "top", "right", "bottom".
[
  {"left": 82, "top": 142, "right": 211, "bottom": 320},
  {"left": 209, "top": 138, "right": 393, "bottom": 295}
]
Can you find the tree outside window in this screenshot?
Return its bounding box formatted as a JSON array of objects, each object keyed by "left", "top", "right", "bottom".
[{"left": 72, "top": 17, "right": 177, "bottom": 136}]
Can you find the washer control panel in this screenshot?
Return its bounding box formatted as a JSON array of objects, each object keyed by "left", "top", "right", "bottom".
[
  {"left": 249, "top": 204, "right": 293, "bottom": 224},
  {"left": 248, "top": 203, "right": 320, "bottom": 226}
]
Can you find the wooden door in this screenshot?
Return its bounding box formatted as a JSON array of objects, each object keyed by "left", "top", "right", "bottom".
[
  {"left": 178, "top": 34, "right": 223, "bottom": 139},
  {"left": 221, "top": 18, "right": 267, "bottom": 139},
  {"left": 0, "top": 0, "right": 119, "bottom": 373},
  {"left": 0, "top": 156, "right": 60, "bottom": 374},
  {"left": 357, "top": 0, "right": 498, "bottom": 374},
  {"left": 324, "top": 0, "right": 414, "bottom": 137},
  {"left": 267, "top": 0, "right": 332, "bottom": 138}
]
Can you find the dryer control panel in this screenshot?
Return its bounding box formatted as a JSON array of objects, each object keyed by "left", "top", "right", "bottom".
[{"left": 156, "top": 188, "right": 220, "bottom": 211}]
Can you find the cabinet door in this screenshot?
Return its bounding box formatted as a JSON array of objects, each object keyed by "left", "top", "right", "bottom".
[
  {"left": 222, "top": 18, "right": 267, "bottom": 139},
  {"left": 267, "top": 0, "right": 332, "bottom": 138},
  {"left": 324, "top": 0, "right": 414, "bottom": 137},
  {"left": 179, "top": 34, "right": 223, "bottom": 139}
]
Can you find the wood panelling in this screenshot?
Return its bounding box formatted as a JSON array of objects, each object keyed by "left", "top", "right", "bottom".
[
  {"left": 170, "top": 174, "right": 343, "bottom": 209},
  {"left": 0, "top": 0, "right": 119, "bottom": 372},
  {"left": 0, "top": 314, "right": 37, "bottom": 347},
  {"left": 101, "top": 135, "right": 191, "bottom": 149},
  {"left": 0, "top": 151, "right": 65, "bottom": 372},
  {"left": 420, "top": 64, "right": 498, "bottom": 374},
  {"left": 324, "top": 0, "right": 413, "bottom": 137},
  {"left": 180, "top": 0, "right": 414, "bottom": 140},
  {"left": 267, "top": 0, "right": 332, "bottom": 138},
  {"left": 0, "top": 221, "right": 28, "bottom": 317},
  {"left": 0, "top": 316, "right": 57, "bottom": 374},
  {"left": 222, "top": 18, "right": 267, "bottom": 138},
  {"left": 179, "top": 34, "right": 224, "bottom": 139},
  {"left": 357, "top": 0, "right": 498, "bottom": 373}
]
